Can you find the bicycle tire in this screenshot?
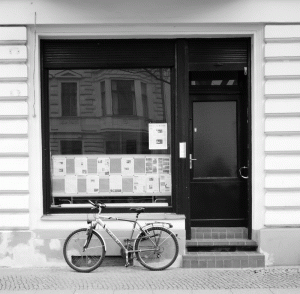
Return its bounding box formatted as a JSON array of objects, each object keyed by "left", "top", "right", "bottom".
[
  {"left": 63, "top": 228, "right": 105, "bottom": 273},
  {"left": 135, "top": 226, "right": 179, "bottom": 271}
]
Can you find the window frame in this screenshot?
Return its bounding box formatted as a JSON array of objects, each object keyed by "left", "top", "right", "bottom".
[{"left": 41, "top": 39, "right": 176, "bottom": 215}]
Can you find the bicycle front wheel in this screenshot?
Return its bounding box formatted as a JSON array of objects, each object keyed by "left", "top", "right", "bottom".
[
  {"left": 63, "top": 228, "right": 105, "bottom": 273},
  {"left": 135, "top": 226, "right": 179, "bottom": 271}
]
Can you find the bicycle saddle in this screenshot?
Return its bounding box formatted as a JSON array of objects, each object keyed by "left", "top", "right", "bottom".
[{"left": 129, "top": 207, "right": 145, "bottom": 213}]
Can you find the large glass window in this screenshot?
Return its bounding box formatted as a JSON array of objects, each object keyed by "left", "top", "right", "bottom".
[{"left": 48, "top": 68, "right": 172, "bottom": 208}]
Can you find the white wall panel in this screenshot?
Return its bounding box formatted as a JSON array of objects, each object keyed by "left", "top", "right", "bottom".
[
  {"left": 265, "top": 210, "right": 300, "bottom": 226},
  {"left": 265, "top": 192, "right": 300, "bottom": 207},
  {"left": 0, "top": 158, "right": 28, "bottom": 172},
  {"left": 0, "top": 195, "right": 29, "bottom": 210},
  {"left": 0, "top": 27, "right": 26, "bottom": 42},
  {"left": 265, "top": 173, "right": 300, "bottom": 189},
  {"left": 0, "top": 64, "right": 27, "bottom": 79},
  {"left": 266, "top": 155, "right": 300, "bottom": 171},
  {"left": 0, "top": 46, "right": 27, "bottom": 61},
  {"left": 0, "top": 176, "right": 28, "bottom": 191},
  {"left": 265, "top": 25, "right": 300, "bottom": 39},
  {"left": 265, "top": 136, "right": 300, "bottom": 152},
  {"left": 265, "top": 61, "right": 300, "bottom": 77},
  {"left": 0, "top": 139, "right": 28, "bottom": 153},
  {"left": 265, "top": 43, "right": 300, "bottom": 59},
  {"left": 0, "top": 213, "right": 29, "bottom": 229},
  {"left": 265, "top": 80, "right": 300, "bottom": 96},
  {"left": 265, "top": 117, "right": 300, "bottom": 133},
  {"left": 0, "top": 120, "right": 27, "bottom": 134},
  {"left": 265, "top": 99, "right": 300, "bottom": 114},
  {"left": 0, "top": 83, "right": 28, "bottom": 97},
  {"left": 0, "top": 102, "right": 28, "bottom": 116}
]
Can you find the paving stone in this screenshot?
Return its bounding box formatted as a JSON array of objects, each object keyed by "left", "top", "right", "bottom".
[{"left": 0, "top": 266, "right": 300, "bottom": 292}]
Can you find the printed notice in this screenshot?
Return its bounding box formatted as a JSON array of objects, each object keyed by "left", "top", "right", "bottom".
[
  {"left": 65, "top": 175, "right": 77, "bottom": 194},
  {"left": 87, "top": 175, "right": 100, "bottom": 193},
  {"left": 146, "top": 175, "right": 159, "bottom": 193},
  {"left": 53, "top": 158, "right": 66, "bottom": 176},
  {"left": 122, "top": 158, "right": 134, "bottom": 176},
  {"left": 97, "top": 158, "right": 110, "bottom": 176},
  {"left": 146, "top": 157, "right": 158, "bottom": 174},
  {"left": 133, "top": 175, "right": 146, "bottom": 193},
  {"left": 160, "top": 174, "right": 172, "bottom": 193},
  {"left": 149, "top": 123, "right": 167, "bottom": 150},
  {"left": 158, "top": 157, "right": 171, "bottom": 174},
  {"left": 75, "top": 158, "right": 87, "bottom": 175},
  {"left": 110, "top": 175, "right": 122, "bottom": 193}
]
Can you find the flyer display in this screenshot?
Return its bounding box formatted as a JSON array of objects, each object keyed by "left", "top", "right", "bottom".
[{"left": 52, "top": 155, "right": 171, "bottom": 196}]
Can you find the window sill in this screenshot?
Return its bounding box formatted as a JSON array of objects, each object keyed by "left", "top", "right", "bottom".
[{"left": 41, "top": 213, "right": 185, "bottom": 221}]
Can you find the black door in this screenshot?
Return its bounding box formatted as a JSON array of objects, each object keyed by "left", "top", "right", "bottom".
[{"left": 189, "top": 70, "right": 249, "bottom": 227}]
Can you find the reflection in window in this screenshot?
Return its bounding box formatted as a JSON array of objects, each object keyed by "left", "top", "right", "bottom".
[
  {"left": 112, "top": 80, "right": 136, "bottom": 115},
  {"left": 61, "top": 82, "right": 77, "bottom": 116},
  {"left": 100, "top": 81, "right": 106, "bottom": 116},
  {"left": 61, "top": 140, "right": 82, "bottom": 155},
  {"left": 48, "top": 68, "right": 172, "bottom": 206}
]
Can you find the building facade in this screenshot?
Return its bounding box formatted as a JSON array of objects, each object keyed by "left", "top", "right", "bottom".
[{"left": 1, "top": 0, "right": 300, "bottom": 267}]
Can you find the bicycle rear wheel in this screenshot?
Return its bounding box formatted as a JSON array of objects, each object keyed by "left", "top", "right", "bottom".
[
  {"left": 135, "top": 226, "right": 179, "bottom": 271},
  {"left": 63, "top": 228, "right": 105, "bottom": 272}
]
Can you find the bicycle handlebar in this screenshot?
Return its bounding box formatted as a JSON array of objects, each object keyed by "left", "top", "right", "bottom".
[{"left": 88, "top": 200, "right": 106, "bottom": 209}]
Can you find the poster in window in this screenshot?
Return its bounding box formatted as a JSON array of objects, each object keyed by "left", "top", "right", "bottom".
[
  {"left": 122, "top": 158, "right": 134, "bottom": 176},
  {"left": 97, "top": 158, "right": 110, "bottom": 176},
  {"left": 149, "top": 123, "right": 167, "bottom": 150},
  {"left": 146, "top": 175, "right": 159, "bottom": 193},
  {"left": 133, "top": 175, "right": 146, "bottom": 193},
  {"left": 146, "top": 157, "right": 158, "bottom": 174},
  {"left": 160, "top": 174, "right": 171, "bottom": 193},
  {"left": 87, "top": 175, "right": 100, "bottom": 193},
  {"left": 75, "top": 157, "right": 87, "bottom": 175},
  {"left": 65, "top": 175, "right": 77, "bottom": 194},
  {"left": 158, "top": 157, "right": 171, "bottom": 174},
  {"left": 110, "top": 175, "right": 122, "bottom": 193},
  {"left": 53, "top": 158, "right": 66, "bottom": 176}
]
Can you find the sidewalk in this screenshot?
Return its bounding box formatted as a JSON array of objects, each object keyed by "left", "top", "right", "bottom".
[{"left": 0, "top": 265, "right": 300, "bottom": 294}]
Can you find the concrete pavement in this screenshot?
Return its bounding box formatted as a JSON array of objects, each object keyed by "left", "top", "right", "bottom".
[{"left": 0, "top": 264, "right": 300, "bottom": 293}]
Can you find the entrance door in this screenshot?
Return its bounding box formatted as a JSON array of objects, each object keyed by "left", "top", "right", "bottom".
[{"left": 189, "top": 71, "right": 249, "bottom": 227}]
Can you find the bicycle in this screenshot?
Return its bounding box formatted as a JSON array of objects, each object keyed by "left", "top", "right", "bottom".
[{"left": 63, "top": 200, "right": 179, "bottom": 272}]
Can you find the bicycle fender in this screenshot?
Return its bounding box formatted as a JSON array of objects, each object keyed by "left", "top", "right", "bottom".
[{"left": 92, "top": 229, "right": 107, "bottom": 253}]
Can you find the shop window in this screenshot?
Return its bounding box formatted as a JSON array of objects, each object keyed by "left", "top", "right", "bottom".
[
  {"left": 46, "top": 68, "right": 172, "bottom": 212},
  {"left": 41, "top": 39, "right": 175, "bottom": 213}
]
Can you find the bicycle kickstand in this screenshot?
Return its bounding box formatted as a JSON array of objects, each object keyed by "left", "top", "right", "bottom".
[{"left": 125, "top": 252, "right": 130, "bottom": 267}]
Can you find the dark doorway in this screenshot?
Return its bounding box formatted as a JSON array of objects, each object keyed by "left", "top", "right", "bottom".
[{"left": 189, "top": 69, "right": 250, "bottom": 227}]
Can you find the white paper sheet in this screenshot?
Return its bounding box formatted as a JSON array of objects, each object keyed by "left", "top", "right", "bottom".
[
  {"left": 149, "top": 123, "right": 167, "bottom": 150},
  {"left": 53, "top": 158, "right": 66, "bottom": 176},
  {"left": 87, "top": 175, "right": 100, "bottom": 193},
  {"left": 75, "top": 158, "right": 88, "bottom": 175}
]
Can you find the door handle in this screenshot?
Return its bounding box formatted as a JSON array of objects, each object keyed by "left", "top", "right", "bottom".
[
  {"left": 189, "top": 154, "right": 197, "bottom": 169},
  {"left": 239, "top": 166, "right": 248, "bottom": 179}
]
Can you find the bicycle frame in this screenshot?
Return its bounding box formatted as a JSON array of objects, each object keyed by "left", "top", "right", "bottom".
[{"left": 91, "top": 213, "right": 168, "bottom": 267}]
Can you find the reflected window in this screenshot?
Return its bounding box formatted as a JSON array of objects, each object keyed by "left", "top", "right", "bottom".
[
  {"left": 112, "top": 80, "right": 136, "bottom": 115},
  {"left": 61, "top": 140, "right": 82, "bottom": 155},
  {"left": 100, "top": 81, "right": 106, "bottom": 116},
  {"left": 61, "top": 82, "right": 78, "bottom": 116}
]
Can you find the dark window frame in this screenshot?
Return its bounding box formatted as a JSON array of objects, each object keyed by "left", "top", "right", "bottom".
[{"left": 41, "top": 39, "right": 176, "bottom": 215}]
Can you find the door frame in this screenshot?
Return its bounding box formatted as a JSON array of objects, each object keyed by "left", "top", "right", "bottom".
[{"left": 175, "top": 38, "right": 252, "bottom": 240}]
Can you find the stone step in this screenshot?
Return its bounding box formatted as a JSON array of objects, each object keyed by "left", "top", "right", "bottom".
[
  {"left": 182, "top": 251, "right": 265, "bottom": 268},
  {"left": 186, "top": 238, "right": 258, "bottom": 252},
  {"left": 191, "top": 227, "right": 248, "bottom": 239}
]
